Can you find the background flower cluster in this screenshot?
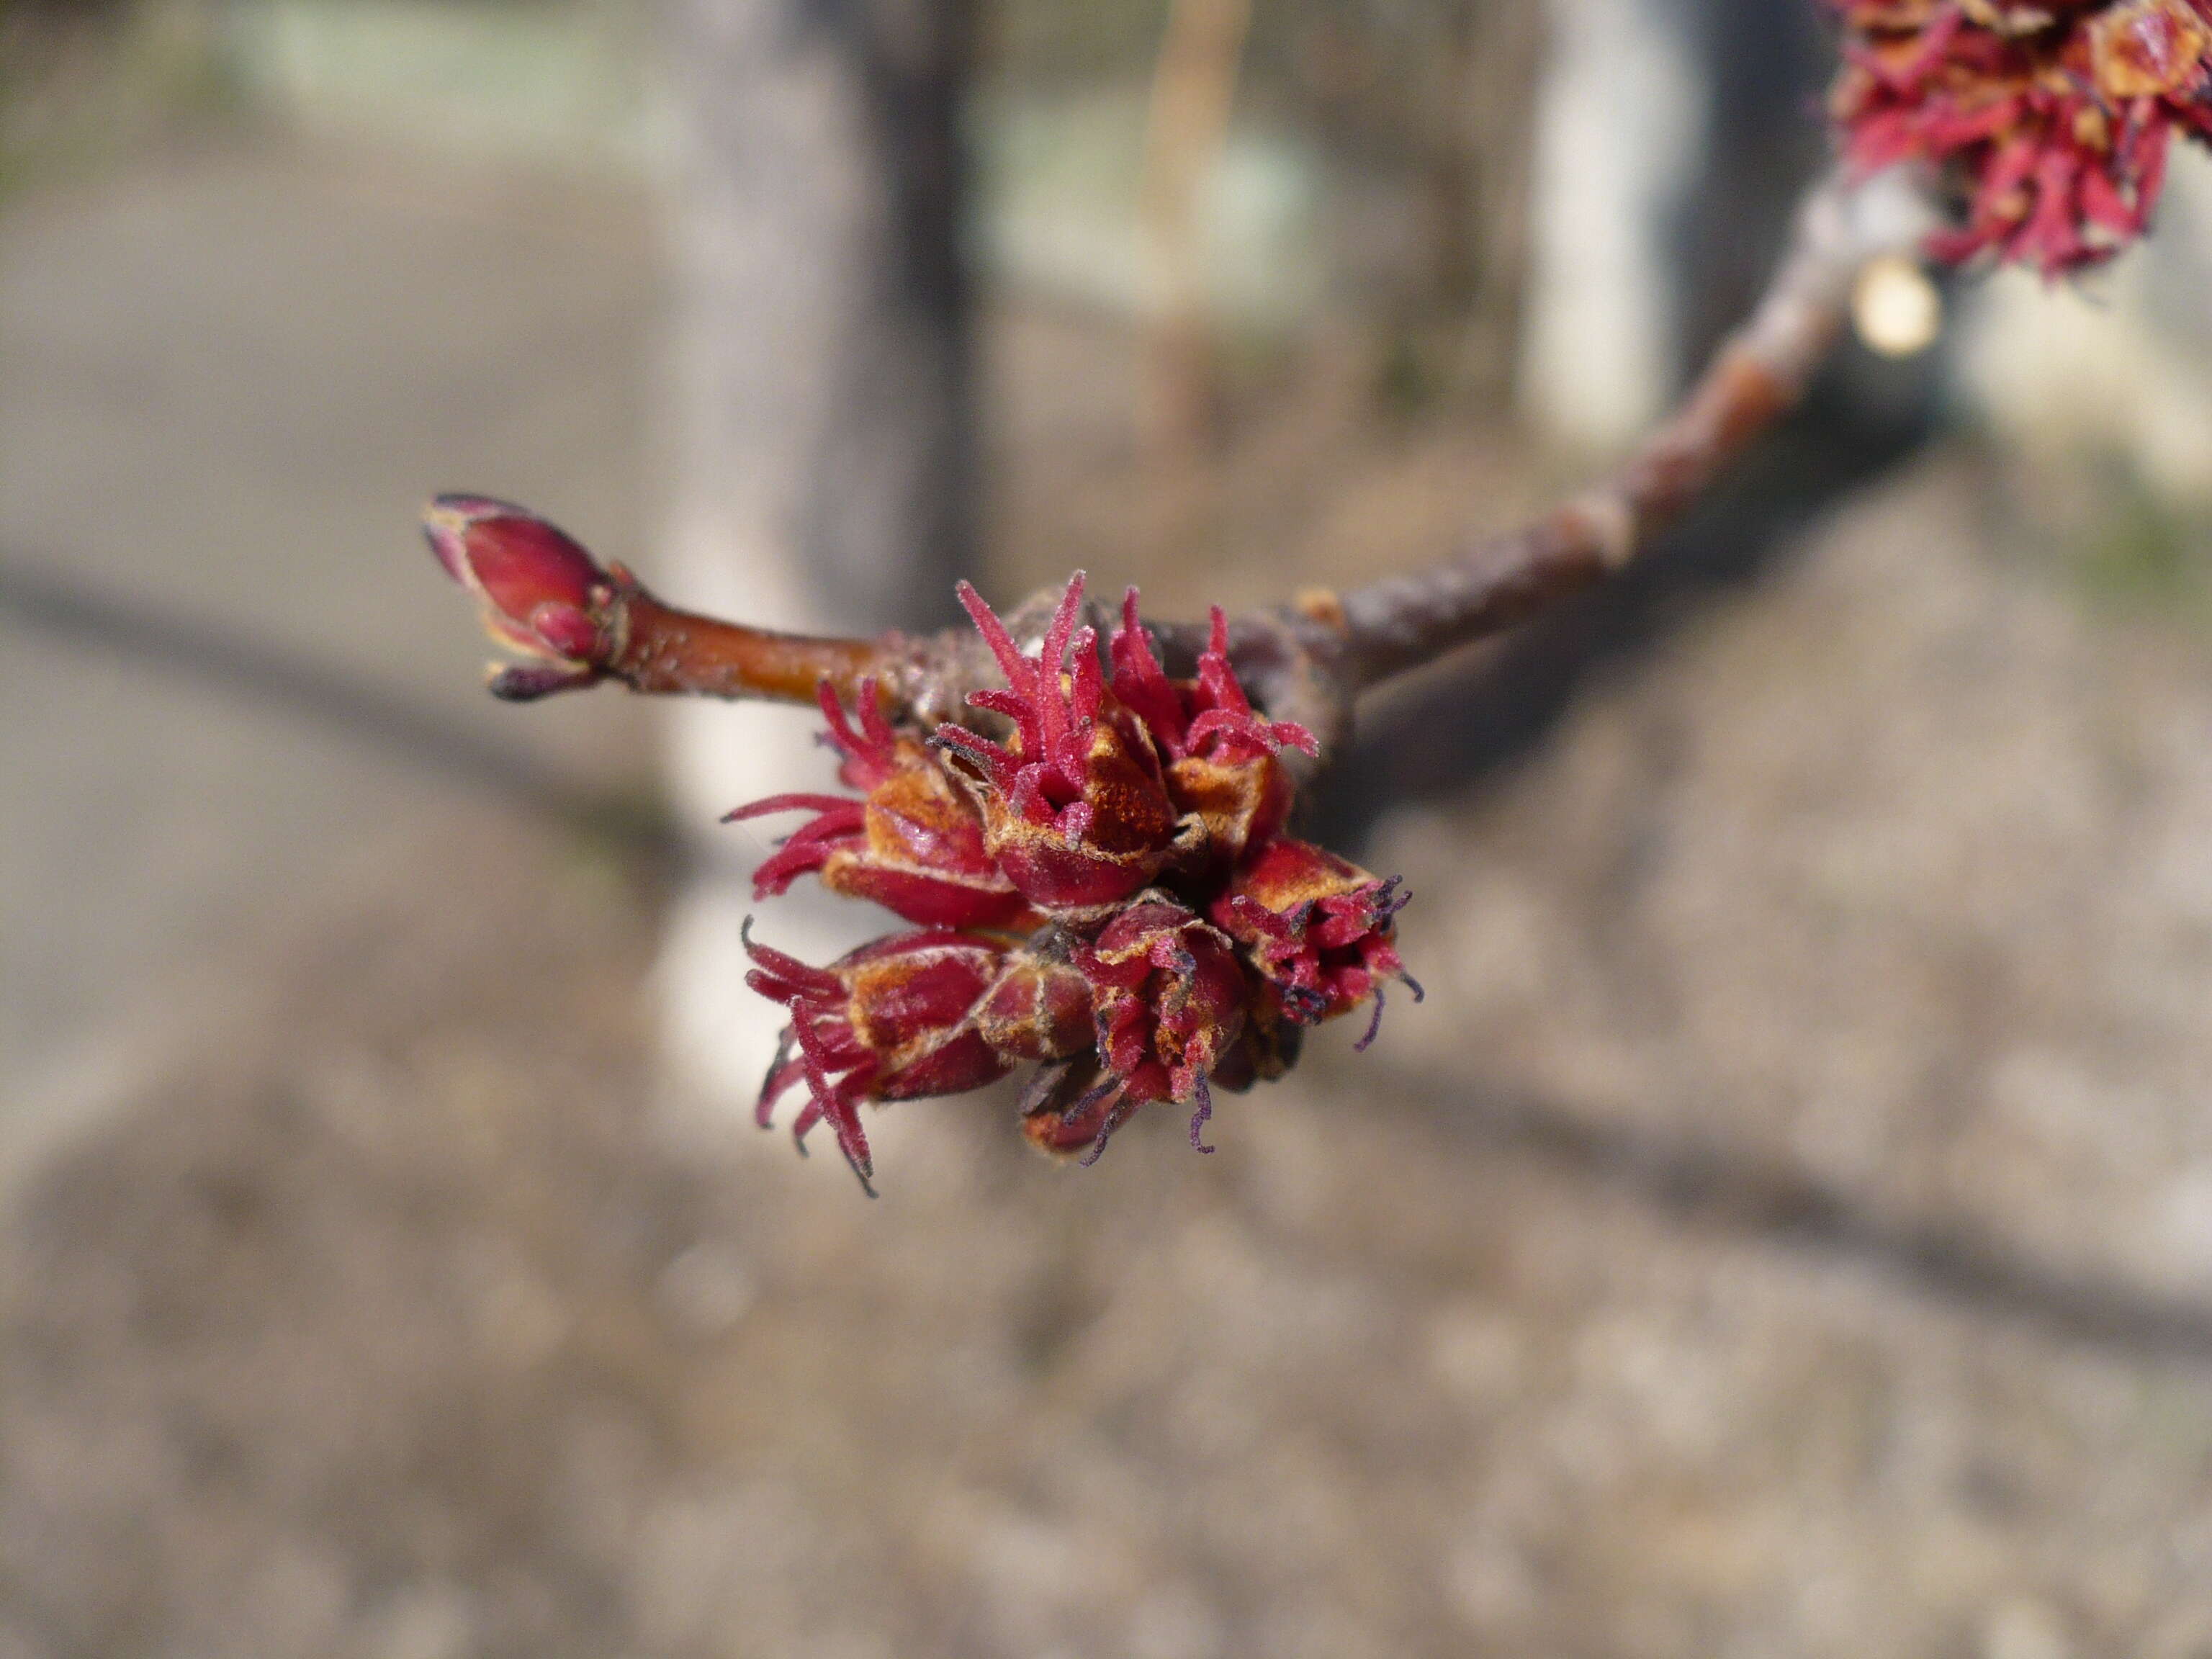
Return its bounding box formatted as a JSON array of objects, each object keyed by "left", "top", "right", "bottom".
[{"left": 1829, "top": 0, "right": 2212, "bottom": 273}]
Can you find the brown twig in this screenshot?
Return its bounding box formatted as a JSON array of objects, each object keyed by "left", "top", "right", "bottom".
[
  {"left": 459, "top": 166, "right": 1934, "bottom": 754},
  {"left": 1331, "top": 164, "right": 1932, "bottom": 687},
  {"left": 544, "top": 574, "right": 1046, "bottom": 732},
  {"left": 603, "top": 590, "right": 891, "bottom": 706},
  {"left": 1177, "top": 163, "right": 1937, "bottom": 742}
]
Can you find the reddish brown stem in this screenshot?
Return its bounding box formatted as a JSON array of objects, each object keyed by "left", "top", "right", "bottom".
[
  {"left": 562, "top": 572, "right": 1012, "bottom": 731},
  {"left": 613, "top": 592, "right": 893, "bottom": 706},
  {"left": 469, "top": 167, "right": 1934, "bottom": 754},
  {"left": 1283, "top": 166, "right": 1934, "bottom": 696}
]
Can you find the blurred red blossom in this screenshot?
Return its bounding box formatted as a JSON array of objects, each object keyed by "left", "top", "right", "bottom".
[{"left": 1828, "top": 0, "right": 2212, "bottom": 273}]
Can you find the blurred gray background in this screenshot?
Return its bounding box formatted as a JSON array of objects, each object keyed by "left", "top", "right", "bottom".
[{"left": 6, "top": 1, "right": 2212, "bottom": 1654}]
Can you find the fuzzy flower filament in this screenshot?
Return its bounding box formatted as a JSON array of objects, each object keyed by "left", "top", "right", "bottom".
[
  {"left": 1828, "top": 0, "right": 2212, "bottom": 274},
  {"left": 732, "top": 572, "right": 1421, "bottom": 1185}
]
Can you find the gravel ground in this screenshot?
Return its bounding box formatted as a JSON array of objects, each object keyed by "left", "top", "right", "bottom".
[
  {"left": 6, "top": 461, "right": 2212, "bottom": 1658},
  {"left": 8, "top": 137, "right": 2212, "bottom": 1659}
]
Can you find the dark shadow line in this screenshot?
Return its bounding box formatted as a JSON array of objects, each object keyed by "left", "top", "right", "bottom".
[
  {"left": 1387, "top": 1065, "right": 2212, "bottom": 1363},
  {"left": 0, "top": 553, "right": 697, "bottom": 875},
  {"left": 24, "top": 557, "right": 2204, "bottom": 1361}
]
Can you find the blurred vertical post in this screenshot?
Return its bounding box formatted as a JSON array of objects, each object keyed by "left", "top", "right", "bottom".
[
  {"left": 1519, "top": 0, "right": 1706, "bottom": 452},
  {"left": 1292, "top": 0, "right": 1545, "bottom": 417},
  {"left": 1318, "top": 0, "right": 1938, "bottom": 839},
  {"left": 1431, "top": 0, "right": 1546, "bottom": 406},
  {"left": 1138, "top": 0, "right": 1251, "bottom": 480},
  {"left": 655, "top": 0, "right": 975, "bottom": 1113},
  {"left": 1670, "top": 0, "right": 1829, "bottom": 368}
]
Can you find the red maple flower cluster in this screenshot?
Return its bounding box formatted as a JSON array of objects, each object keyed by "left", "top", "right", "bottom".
[
  {"left": 1828, "top": 0, "right": 2212, "bottom": 273},
  {"left": 734, "top": 575, "right": 1420, "bottom": 1189},
  {"left": 418, "top": 500, "right": 1420, "bottom": 1191}
]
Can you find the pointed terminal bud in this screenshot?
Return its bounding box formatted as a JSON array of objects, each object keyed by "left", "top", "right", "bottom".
[
  {"left": 422, "top": 494, "right": 626, "bottom": 694},
  {"left": 1214, "top": 837, "right": 1422, "bottom": 1048},
  {"left": 728, "top": 680, "right": 1035, "bottom": 930}
]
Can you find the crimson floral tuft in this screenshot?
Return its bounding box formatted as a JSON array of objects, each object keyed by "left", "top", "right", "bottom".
[
  {"left": 727, "top": 679, "right": 1034, "bottom": 930},
  {"left": 1076, "top": 898, "right": 1249, "bottom": 1158},
  {"left": 734, "top": 572, "right": 1418, "bottom": 1185},
  {"left": 1215, "top": 837, "right": 1423, "bottom": 1047},
  {"left": 1111, "top": 594, "right": 1320, "bottom": 870},
  {"left": 933, "top": 575, "right": 1190, "bottom": 920},
  {"left": 1827, "top": 0, "right": 2212, "bottom": 274},
  {"left": 742, "top": 923, "right": 1094, "bottom": 1192}
]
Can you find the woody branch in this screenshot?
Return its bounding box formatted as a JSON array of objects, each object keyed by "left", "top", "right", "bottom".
[
  {"left": 415, "top": 0, "right": 2212, "bottom": 1186},
  {"left": 426, "top": 165, "right": 1934, "bottom": 753}
]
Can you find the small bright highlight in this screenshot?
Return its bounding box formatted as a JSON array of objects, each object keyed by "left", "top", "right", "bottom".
[{"left": 1851, "top": 255, "right": 1943, "bottom": 359}]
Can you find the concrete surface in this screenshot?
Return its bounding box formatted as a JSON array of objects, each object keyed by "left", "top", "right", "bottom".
[{"left": 0, "top": 138, "right": 660, "bottom": 1154}]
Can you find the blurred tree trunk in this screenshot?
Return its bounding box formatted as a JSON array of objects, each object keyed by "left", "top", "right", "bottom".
[
  {"left": 1292, "top": 0, "right": 1546, "bottom": 413},
  {"left": 655, "top": 0, "right": 975, "bottom": 1112},
  {"left": 658, "top": 0, "right": 974, "bottom": 634},
  {"left": 1432, "top": 0, "right": 1547, "bottom": 405},
  {"left": 1140, "top": 0, "right": 1252, "bottom": 468},
  {"left": 1670, "top": 0, "right": 1828, "bottom": 368},
  {"left": 1316, "top": 0, "right": 1939, "bottom": 848}
]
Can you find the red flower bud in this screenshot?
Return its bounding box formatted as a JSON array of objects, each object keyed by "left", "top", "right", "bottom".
[
  {"left": 1206, "top": 974, "right": 1308, "bottom": 1094},
  {"left": 1827, "top": 0, "right": 2212, "bottom": 274},
  {"left": 745, "top": 925, "right": 1017, "bottom": 1190},
  {"left": 1016, "top": 979, "right": 1300, "bottom": 1160},
  {"left": 1030, "top": 898, "right": 1249, "bottom": 1162},
  {"left": 1110, "top": 593, "right": 1318, "bottom": 868},
  {"left": 974, "top": 939, "right": 1099, "bottom": 1062},
  {"left": 744, "top": 925, "right": 1099, "bottom": 1190},
  {"left": 422, "top": 495, "right": 624, "bottom": 692},
  {"left": 935, "top": 575, "right": 1191, "bottom": 921},
  {"left": 727, "top": 680, "right": 1035, "bottom": 930},
  {"left": 1215, "top": 838, "right": 1421, "bottom": 1048}
]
